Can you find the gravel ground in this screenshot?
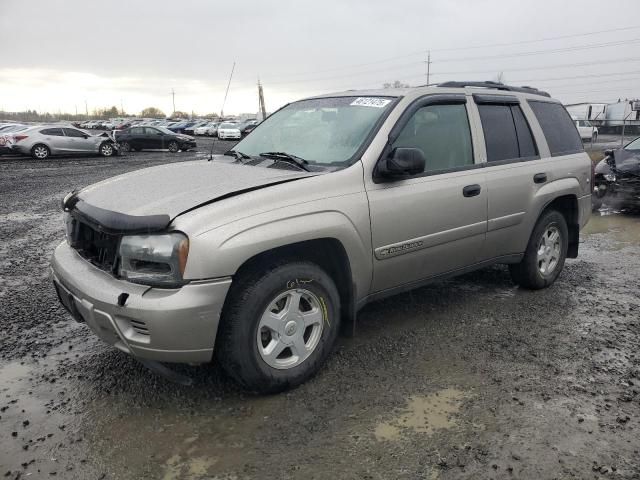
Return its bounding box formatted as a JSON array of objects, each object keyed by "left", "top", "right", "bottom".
[{"left": 1, "top": 139, "right": 639, "bottom": 479}]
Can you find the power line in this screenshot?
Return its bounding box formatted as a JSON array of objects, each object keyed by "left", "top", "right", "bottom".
[
  {"left": 252, "top": 38, "right": 640, "bottom": 88},
  {"left": 252, "top": 25, "right": 640, "bottom": 82}
]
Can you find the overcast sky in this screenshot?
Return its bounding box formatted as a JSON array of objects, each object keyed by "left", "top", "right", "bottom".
[{"left": 1, "top": 0, "right": 639, "bottom": 116}]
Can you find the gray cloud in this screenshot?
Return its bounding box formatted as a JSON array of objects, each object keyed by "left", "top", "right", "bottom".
[{"left": 1, "top": 0, "right": 639, "bottom": 113}]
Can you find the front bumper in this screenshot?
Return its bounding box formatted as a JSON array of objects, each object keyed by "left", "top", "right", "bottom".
[
  {"left": 179, "top": 140, "right": 197, "bottom": 149},
  {"left": 51, "top": 241, "right": 232, "bottom": 363}
]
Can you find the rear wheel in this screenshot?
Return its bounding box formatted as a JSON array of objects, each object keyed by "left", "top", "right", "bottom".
[
  {"left": 168, "top": 141, "right": 179, "bottom": 153},
  {"left": 217, "top": 261, "right": 340, "bottom": 393},
  {"left": 99, "top": 142, "right": 115, "bottom": 157},
  {"left": 509, "top": 210, "right": 568, "bottom": 290},
  {"left": 31, "top": 144, "right": 50, "bottom": 159}
]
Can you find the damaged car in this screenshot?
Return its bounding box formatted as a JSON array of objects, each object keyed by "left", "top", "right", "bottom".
[
  {"left": 593, "top": 136, "right": 640, "bottom": 210},
  {"left": 11, "top": 126, "right": 118, "bottom": 159},
  {"left": 51, "top": 82, "right": 591, "bottom": 393}
]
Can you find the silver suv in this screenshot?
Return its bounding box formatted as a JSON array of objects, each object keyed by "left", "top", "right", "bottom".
[{"left": 51, "top": 81, "right": 591, "bottom": 392}]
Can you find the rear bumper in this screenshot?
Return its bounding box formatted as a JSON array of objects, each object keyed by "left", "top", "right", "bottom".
[{"left": 51, "top": 241, "right": 231, "bottom": 363}]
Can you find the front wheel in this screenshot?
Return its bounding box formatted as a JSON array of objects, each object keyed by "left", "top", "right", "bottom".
[
  {"left": 509, "top": 210, "right": 568, "bottom": 290},
  {"left": 217, "top": 261, "right": 341, "bottom": 393},
  {"left": 99, "top": 142, "right": 115, "bottom": 157},
  {"left": 168, "top": 141, "right": 179, "bottom": 153},
  {"left": 119, "top": 141, "right": 131, "bottom": 153}
]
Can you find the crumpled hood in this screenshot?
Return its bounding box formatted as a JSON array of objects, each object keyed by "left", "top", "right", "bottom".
[
  {"left": 612, "top": 149, "right": 640, "bottom": 175},
  {"left": 78, "top": 158, "right": 313, "bottom": 218}
]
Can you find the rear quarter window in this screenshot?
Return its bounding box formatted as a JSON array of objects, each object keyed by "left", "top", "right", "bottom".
[{"left": 528, "top": 101, "right": 583, "bottom": 156}]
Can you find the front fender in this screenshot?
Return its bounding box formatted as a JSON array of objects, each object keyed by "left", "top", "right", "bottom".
[{"left": 186, "top": 208, "right": 372, "bottom": 302}]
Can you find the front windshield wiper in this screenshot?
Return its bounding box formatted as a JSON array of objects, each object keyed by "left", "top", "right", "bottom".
[
  {"left": 259, "top": 151, "right": 311, "bottom": 171},
  {"left": 224, "top": 149, "right": 252, "bottom": 161}
]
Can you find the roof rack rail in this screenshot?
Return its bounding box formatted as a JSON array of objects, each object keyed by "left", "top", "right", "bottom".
[{"left": 437, "top": 80, "right": 551, "bottom": 98}]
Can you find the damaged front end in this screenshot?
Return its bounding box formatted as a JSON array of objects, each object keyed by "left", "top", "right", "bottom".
[{"left": 594, "top": 147, "right": 640, "bottom": 210}]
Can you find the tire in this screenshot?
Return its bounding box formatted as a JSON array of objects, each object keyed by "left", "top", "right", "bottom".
[
  {"left": 217, "top": 261, "right": 341, "bottom": 393},
  {"left": 31, "top": 144, "right": 50, "bottom": 160},
  {"left": 592, "top": 132, "right": 598, "bottom": 143},
  {"left": 99, "top": 142, "right": 115, "bottom": 157},
  {"left": 119, "top": 141, "right": 131, "bottom": 153},
  {"left": 509, "top": 210, "right": 568, "bottom": 290},
  {"left": 168, "top": 141, "right": 179, "bottom": 153}
]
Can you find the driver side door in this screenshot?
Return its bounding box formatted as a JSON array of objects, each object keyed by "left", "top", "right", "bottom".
[{"left": 365, "top": 95, "right": 488, "bottom": 293}]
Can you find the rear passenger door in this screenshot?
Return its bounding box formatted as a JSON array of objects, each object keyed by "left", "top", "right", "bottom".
[
  {"left": 39, "top": 128, "right": 66, "bottom": 153},
  {"left": 471, "top": 94, "right": 542, "bottom": 261}
]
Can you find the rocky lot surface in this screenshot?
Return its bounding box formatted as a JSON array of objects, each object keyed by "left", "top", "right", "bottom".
[{"left": 1, "top": 141, "right": 639, "bottom": 479}]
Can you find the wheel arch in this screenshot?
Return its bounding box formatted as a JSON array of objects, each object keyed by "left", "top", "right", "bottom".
[
  {"left": 232, "top": 238, "right": 357, "bottom": 336},
  {"left": 541, "top": 194, "right": 580, "bottom": 258}
]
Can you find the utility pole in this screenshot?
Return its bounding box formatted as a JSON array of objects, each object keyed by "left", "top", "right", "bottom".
[
  {"left": 424, "top": 50, "right": 432, "bottom": 85},
  {"left": 220, "top": 62, "right": 235, "bottom": 119},
  {"left": 171, "top": 88, "right": 176, "bottom": 116},
  {"left": 120, "top": 98, "right": 124, "bottom": 116},
  {"left": 258, "top": 78, "right": 267, "bottom": 121},
  {"left": 85, "top": 100, "right": 88, "bottom": 117}
]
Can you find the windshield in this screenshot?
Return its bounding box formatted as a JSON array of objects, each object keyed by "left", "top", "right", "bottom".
[
  {"left": 156, "top": 126, "right": 174, "bottom": 135},
  {"left": 233, "top": 96, "right": 395, "bottom": 165},
  {"left": 625, "top": 137, "right": 640, "bottom": 151},
  {"left": 577, "top": 120, "right": 592, "bottom": 127},
  {"left": 220, "top": 123, "right": 237, "bottom": 129}
]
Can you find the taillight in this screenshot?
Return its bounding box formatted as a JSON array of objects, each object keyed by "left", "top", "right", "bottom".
[{"left": 14, "top": 135, "right": 28, "bottom": 142}]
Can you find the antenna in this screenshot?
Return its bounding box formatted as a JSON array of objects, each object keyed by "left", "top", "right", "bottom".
[
  {"left": 210, "top": 62, "right": 236, "bottom": 161},
  {"left": 220, "top": 62, "right": 235, "bottom": 118}
]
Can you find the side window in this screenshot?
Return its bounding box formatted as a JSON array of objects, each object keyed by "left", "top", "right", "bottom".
[
  {"left": 477, "top": 104, "right": 537, "bottom": 162},
  {"left": 40, "top": 128, "right": 64, "bottom": 136},
  {"left": 528, "top": 101, "right": 583, "bottom": 156},
  {"left": 130, "top": 127, "right": 144, "bottom": 135},
  {"left": 145, "top": 127, "right": 160, "bottom": 135},
  {"left": 391, "top": 103, "right": 473, "bottom": 173},
  {"left": 63, "top": 128, "right": 86, "bottom": 138}
]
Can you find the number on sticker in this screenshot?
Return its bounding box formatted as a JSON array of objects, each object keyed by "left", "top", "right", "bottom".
[{"left": 350, "top": 97, "right": 392, "bottom": 108}]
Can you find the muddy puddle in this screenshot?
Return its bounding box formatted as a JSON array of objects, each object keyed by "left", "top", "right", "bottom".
[
  {"left": 374, "top": 388, "right": 466, "bottom": 441},
  {"left": 583, "top": 210, "right": 640, "bottom": 249}
]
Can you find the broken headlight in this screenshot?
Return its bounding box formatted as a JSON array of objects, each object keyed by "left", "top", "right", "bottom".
[
  {"left": 118, "top": 233, "right": 189, "bottom": 288},
  {"left": 604, "top": 173, "right": 616, "bottom": 182}
]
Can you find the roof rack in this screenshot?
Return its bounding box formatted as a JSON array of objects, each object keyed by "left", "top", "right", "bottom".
[{"left": 436, "top": 81, "right": 551, "bottom": 98}]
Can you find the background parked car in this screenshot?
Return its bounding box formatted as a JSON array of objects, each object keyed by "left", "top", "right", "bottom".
[
  {"left": 217, "top": 122, "right": 242, "bottom": 140},
  {"left": 115, "top": 126, "right": 196, "bottom": 152},
  {"left": 573, "top": 117, "right": 598, "bottom": 142},
  {"left": 184, "top": 120, "right": 209, "bottom": 136},
  {"left": 194, "top": 121, "right": 219, "bottom": 136},
  {"left": 167, "top": 121, "right": 198, "bottom": 134},
  {"left": 11, "top": 126, "right": 117, "bottom": 159}
]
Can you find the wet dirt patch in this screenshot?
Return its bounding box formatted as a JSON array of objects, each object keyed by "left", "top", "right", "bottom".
[{"left": 374, "top": 388, "right": 466, "bottom": 441}]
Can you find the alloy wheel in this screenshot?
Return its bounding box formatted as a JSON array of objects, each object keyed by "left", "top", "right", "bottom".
[
  {"left": 537, "top": 224, "right": 561, "bottom": 275},
  {"left": 257, "top": 288, "right": 324, "bottom": 369}
]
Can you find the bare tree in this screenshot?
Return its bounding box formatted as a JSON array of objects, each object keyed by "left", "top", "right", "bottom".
[{"left": 383, "top": 80, "right": 411, "bottom": 89}]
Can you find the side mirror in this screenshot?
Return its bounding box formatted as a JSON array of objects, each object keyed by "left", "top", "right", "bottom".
[
  {"left": 604, "top": 149, "right": 614, "bottom": 157},
  {"left": 378, "top": 147, "right": 426, "bottom": 178}
]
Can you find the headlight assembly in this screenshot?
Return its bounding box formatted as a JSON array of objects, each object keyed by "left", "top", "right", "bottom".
[
  {"left": 604, "top": 173, "right": 616, "bottom": 182},
  {"left": 118, "top": 233, "right": 189, "bottom": 288}
]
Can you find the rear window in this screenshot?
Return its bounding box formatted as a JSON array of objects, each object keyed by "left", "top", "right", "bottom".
[
  {"left": 528, "top": 101, "right": 583, "bottom": 156},
  {"left": 477, "top": 104, "right": 537, "bottom": 162}
]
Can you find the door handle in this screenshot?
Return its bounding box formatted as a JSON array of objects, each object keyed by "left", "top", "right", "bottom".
[
  {"left": 463, "top": 184, "right": 482, "bottom": 197},
  {"left": 533, "top": 173, "right": 547, "bottom": 184}
]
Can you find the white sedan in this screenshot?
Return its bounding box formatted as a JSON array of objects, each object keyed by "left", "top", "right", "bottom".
[
  {"left": 194, "top": 122, "right": 219, "bottom": 136},
  {"left": 217, "top": 122, "right": 241, "bottom": 140}
]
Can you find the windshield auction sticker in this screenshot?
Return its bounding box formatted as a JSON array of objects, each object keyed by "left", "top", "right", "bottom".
[{"left": 350, "top": 97, "right": 392, "bottom": 108}]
